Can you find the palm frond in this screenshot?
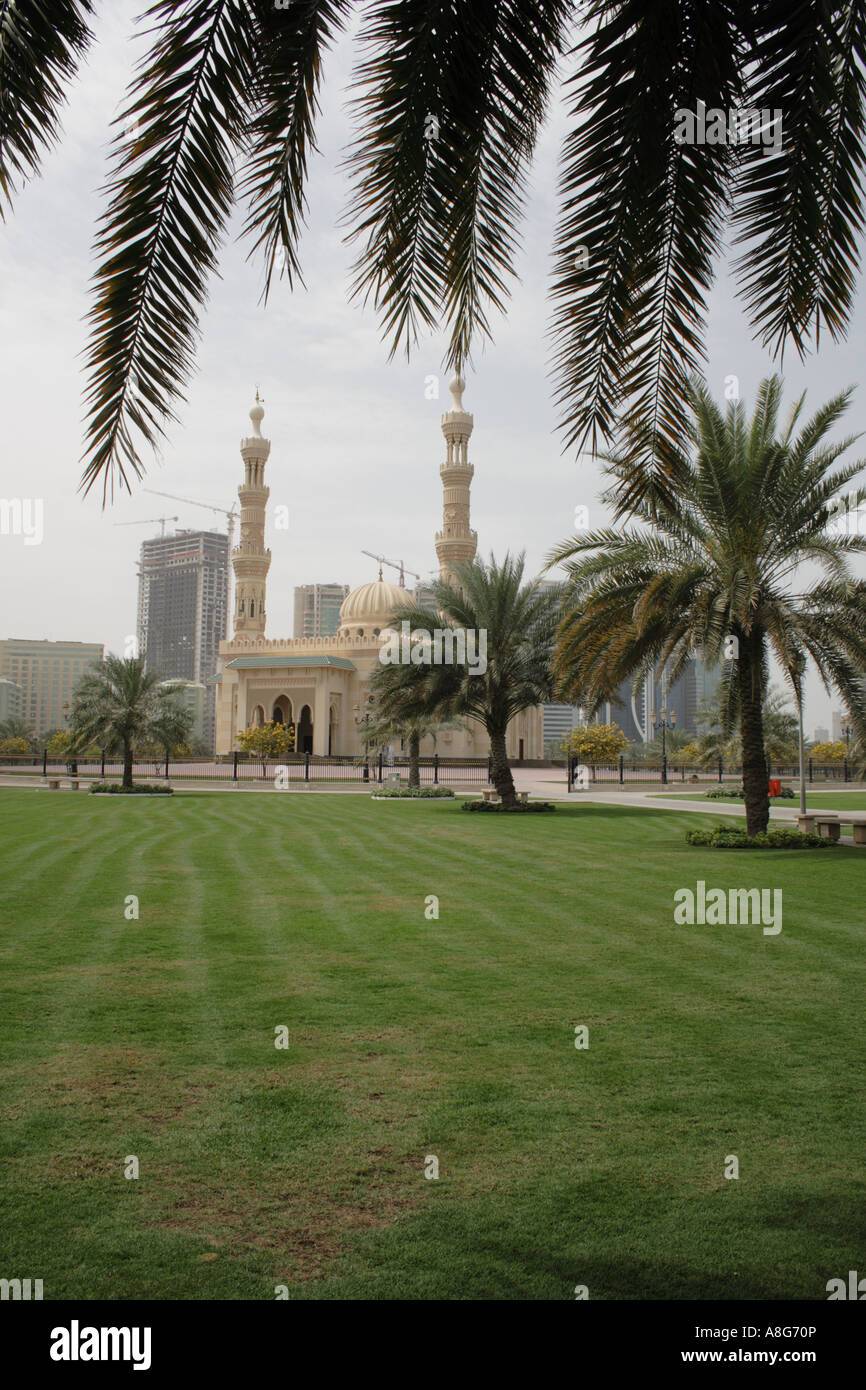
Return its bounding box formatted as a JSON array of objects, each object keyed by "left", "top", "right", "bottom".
[
  {"left": 344, "top": 0, "right": 568, "bottom": 369},
  {"left": 239, "top": 0, "right": 352, "bottom": 301},
  {"left": 80, "top": 0, "right": 256, "bottom": 501},
  {"left": 0, "top": 0, "right": 94, "bottom": 218}
]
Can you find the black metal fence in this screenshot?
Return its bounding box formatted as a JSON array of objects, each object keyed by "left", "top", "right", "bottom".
[
  {"left": 567, "top": 756, "right": 857, "bottom": 789},
  {"left": 0, "top": 752, "right": 491, "bottom": 785}
]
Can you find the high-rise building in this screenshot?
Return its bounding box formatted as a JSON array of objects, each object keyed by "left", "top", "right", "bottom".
[
  {"left": 813, "top": 725, "right": 829, "bottom": 744},
  {"left": 0, "top": 677, "right": 23, "bottom": 725},
  {"left": 832, "top": 709, "right": 843, "bottom": 740},
  {"left": 136, "top": 529, "right": 229, "bottom": 749},
  {"left": 293, "top": 584, "right": 350, "bottom": 639},
  {"left": 0, "top": 639, "right": 104, "bottom": 734}
]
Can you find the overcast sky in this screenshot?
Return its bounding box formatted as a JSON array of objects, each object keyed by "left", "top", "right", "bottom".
[{"left": 2, "top": 1, "right": 864, "bottom": 734}]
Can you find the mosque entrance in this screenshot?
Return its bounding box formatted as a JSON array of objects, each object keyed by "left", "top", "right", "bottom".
[{"left": 298, "top": 704, "right": 313, "bottom": 753}]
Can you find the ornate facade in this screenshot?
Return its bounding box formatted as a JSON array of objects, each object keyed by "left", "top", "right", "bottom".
[{"left": 214, "top": 379, "right": 542, "bottom": 760}]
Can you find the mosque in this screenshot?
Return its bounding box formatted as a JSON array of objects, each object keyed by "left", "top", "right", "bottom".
[{"left": 214, "top": 376, "right": 543, "bottom": 760}]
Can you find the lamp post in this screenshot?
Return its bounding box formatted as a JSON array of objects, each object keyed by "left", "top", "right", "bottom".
[
  {"left": 353, "top": 695, "right": 375, "bottom": 781},
  {"left": 792, "top": 653, "right": 806, "bottom": 816},
  {"left": 650, "top": 704, "right": 676, "bottom": 785}
]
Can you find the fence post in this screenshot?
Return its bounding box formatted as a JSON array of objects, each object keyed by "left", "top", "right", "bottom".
[
  {"left": 305, "top": 752, "right": 310, "bottom": 782},
  {"left": 232, "top": 750, "right": 238, "bottom": 781},
  {"left": 844, "top": 756, "right": 849, "bottom": 783},
  {"left": 100, "top": 748, "right": 105, "bottom": 778},
  {"left": 808, "top": 757, "right": 813, "bottom": 785},
  {"left": 377, "top": 752, "right": 383, "bottom": 784},
  {"left": 42, "top": 748, "right": 47, "bottom": 776},
  {"left": 718, "top": 758, "right": 723, "bottom": 784},
  {"left": 164, "top": 756, "right": 169, "bottom": 781},
  {"left": 433, "top": 753, "right": 439, "bottom": 785},
  {"left": 662, "top": 755, "right": 667, "bottom": 786},
  {"left": 619, "top": 754, "right": 624, "bottom": 785}
]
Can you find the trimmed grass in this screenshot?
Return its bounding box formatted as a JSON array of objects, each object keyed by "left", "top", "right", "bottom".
[
  {"left": 651, "top": 789, "right": 866, "bottom": 811},
  {"left": 0, "top": 788, "right": 863, "bottom": 1301}
]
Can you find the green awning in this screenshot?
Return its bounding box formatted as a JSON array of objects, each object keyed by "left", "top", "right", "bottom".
[{"left": 225, "top": 655, "right": 357, "bottom": 670}]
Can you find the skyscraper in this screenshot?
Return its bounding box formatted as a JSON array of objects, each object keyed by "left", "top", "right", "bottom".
[
  {"left": 0, "top": 639, "right": 104, "bottom": 734},
  {"left": 293, "top": 584, "right": 350, "bottom": 639},
  {"left": 136, "top": 530, "right": 229, "bottom": 749}
]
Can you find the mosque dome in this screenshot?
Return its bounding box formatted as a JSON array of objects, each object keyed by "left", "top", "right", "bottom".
[{"left": 338, "top": 579, "right": 416, "bottom": 637}]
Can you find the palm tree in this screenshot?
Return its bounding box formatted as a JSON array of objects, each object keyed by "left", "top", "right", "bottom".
[
  {"left": 0, "top": 716, "right": 36, "bottom": 748},
  {"left": 693, "top": 684, "right": 800, "bottom": 768},
  {"left": 363, "top": 693, "right": 458, "bottom": 788},
  {"left": 548, "top": 377, "right": 866, "bottom": 836},
  {"left": 146, "top": 690, "right": 194, "bottom": 769},
  {"left": 67, "top": 654, "right": 189, "bottom": 789},
  {"left": 372, "top": 553, "right": 562, "bottom": 807},
  {"left": 3, "top": 4, "right": 865, "bottom": 501}
]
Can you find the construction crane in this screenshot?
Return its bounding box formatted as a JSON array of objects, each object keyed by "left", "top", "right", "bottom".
[
  {"left": 144, "top": 488, "right": 239, "bottom": 551},
  {"left": 114, "top": 515, "right": 178, "bottom": 537},
  {"left": 361, "top": 551, "right": 421, "bottom": 588}
]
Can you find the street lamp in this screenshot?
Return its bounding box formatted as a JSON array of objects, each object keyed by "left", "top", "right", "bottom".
[
  {"left": 353, "top": 695, "right": 375, "bottom": 781},
  {"left": 650, "top": 704, "right": 676, "bottom": 785},
  {"left": 791, "top": 653, "right": 807, "bottom": 815}
]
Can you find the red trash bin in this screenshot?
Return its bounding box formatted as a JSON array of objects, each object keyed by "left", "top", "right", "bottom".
[{"left": 768, "top": 778, "right": 782, "bottom": 798}]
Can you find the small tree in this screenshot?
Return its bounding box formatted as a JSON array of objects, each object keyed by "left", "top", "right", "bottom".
[
  {"left": 146, "top": 697, "right": 193, "bottom": 767},
  {"left": 237, "top": 721, "right": 296, "bottom": 764},
  {"left": 811, "top": 740, "right": 847, "bottom": 762},
  {"left": 0, "top": 736, "right": 31, "bottom": 756},
  {"left": 0, "top": 717, "right": 36, "bottom": 748},
  {"left": 562, "top": 722, "right": 628, "bottom": 765}
]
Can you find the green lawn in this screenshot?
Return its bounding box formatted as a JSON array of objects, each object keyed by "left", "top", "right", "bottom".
[
  {"left": 651, "top": 789, "right": 866, "bottom": 810},
  {"left": 1, "top": 788, "right": 863, "bottom": 1301}
]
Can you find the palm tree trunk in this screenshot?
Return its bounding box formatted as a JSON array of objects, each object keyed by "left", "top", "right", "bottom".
[
  {"left": 122, "top": 738, "right": 134, "bottom": 790},
  {"left": 489, "top": 725, "right": 516, "bottom": 806},
  {"left": 408, "top": 729, "right": 420, "bottom": 788},
  {"left": 737, "top": 634, "right": 769, "bottom": 836}
]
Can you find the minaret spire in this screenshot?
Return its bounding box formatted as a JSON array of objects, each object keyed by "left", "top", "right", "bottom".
[
  {"left": 435, "top": 373, "right": 477, "bottom": 585},
  {"left": 232, "top": 395, "right": 271, "bottom": 636}
]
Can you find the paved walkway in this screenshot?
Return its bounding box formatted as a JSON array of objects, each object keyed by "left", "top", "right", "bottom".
[{"left": 2, "top": 768, "right": 859, "bottom": 822}]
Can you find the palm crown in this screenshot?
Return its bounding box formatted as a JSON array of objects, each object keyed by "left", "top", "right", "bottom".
[
  {"left": 548, "top": 376, "right": 866, "bottom": 832},
  {"left": 3, "top": 2, "right": 865, "bottom": 500},
  {"left": 372, "top": 552, "right": 562, "bottom": 803}
]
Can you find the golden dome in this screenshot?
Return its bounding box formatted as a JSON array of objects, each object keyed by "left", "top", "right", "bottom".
[{"left": 338, "top": 579, "right": 415, "bottom": 635}]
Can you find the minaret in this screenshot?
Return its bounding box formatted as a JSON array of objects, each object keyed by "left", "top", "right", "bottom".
[
  {"left": 435, "top": 373, "right": 478, "bottom": 585},
  {"left": 232, "top": 394, "right": 271, "bottom": 636}
]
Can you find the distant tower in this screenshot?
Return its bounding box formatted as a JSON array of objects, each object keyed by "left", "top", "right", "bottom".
[
  {"left": 232, "top": 394, "right": 271, "bottom": 635},
  {"left": 435, "top": 373, "right": 477, "bottom": 585}
]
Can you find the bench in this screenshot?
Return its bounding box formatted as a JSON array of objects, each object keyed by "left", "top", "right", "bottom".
[
  {"left": 482, "top": 788, "right": 500, "bottom": 804},
  {"left": 46, "top": 778, "right": 61, "bottom": 790},
  {"left": 518, "top": 791, "right": 529, "bottom": 804},
  {"left": 798, "top": 811, "right": 866, "bottom": 844},
  {"left": 68, "top": 779, "right": 80, "bottom": 791}
]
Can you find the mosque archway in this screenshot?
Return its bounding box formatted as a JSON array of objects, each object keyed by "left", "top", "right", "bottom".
[
  {"left": 298, "top": 704, "right": 313, "bottom": 754},
  {"left": 272, "top": 696, "right": 292, "bottom": 726}
]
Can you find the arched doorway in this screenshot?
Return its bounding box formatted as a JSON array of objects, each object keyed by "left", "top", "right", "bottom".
[
  {"left": 298, "top": 704, "right": 313, "bottom": 754},
  {"left": 272, "top": 696, "right": 291, "bottom": 726},
  {"left": 329, "top": 704, "right": 338, "bottom": 756}
]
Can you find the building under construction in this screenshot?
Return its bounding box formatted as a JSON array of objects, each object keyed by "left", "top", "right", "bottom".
[{"left": 136, "top": 530, "right": 229, "bottom": 750}]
